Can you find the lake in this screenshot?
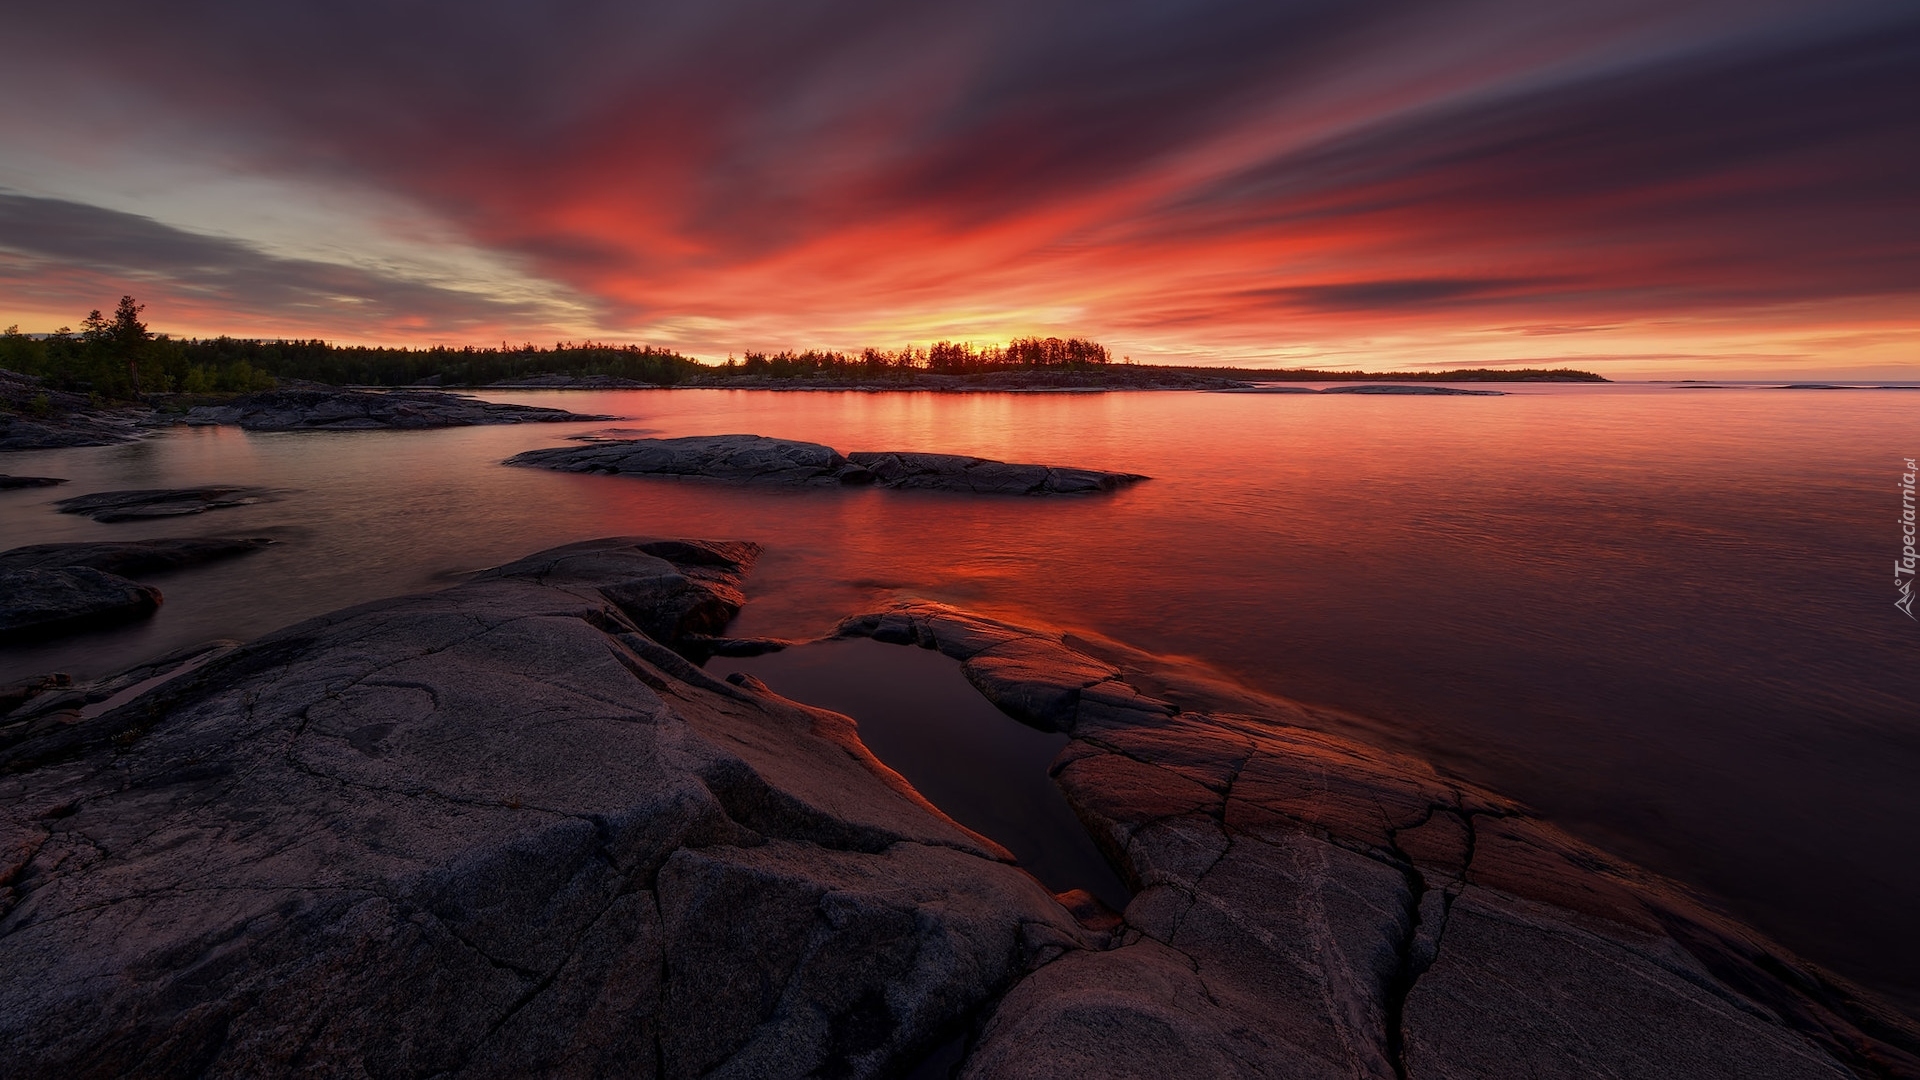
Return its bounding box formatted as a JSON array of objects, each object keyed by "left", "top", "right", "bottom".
[{"left": 2, "top": 382, "right": 1914, "bottom": 1015}]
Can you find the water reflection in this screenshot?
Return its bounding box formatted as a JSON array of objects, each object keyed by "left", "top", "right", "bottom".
[
  {"left": 0, "top": 384, "right": 1914, "bottom": 1014},
  {"left": 710, "top": 638, "right": 1131, "bottom": 910}
]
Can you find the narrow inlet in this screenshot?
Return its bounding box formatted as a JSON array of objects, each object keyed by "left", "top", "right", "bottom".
[{"left": 709, "top": 637, "right": 1131, "bottom": 911}]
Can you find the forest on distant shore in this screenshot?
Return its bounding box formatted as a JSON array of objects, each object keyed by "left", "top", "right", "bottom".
[{"left": 0, "top": 296, "right": 1603, "bottom": 401}]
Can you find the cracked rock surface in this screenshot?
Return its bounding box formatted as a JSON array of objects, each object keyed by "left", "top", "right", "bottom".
[
  {"left": 181, "top": 388, "right": 612, "bottom": 431},
  {"left": 838, "top": 603, "right": 1920, "bottom": 1080},
  {"left": 0, "top": 539, "right": 1087, "bottom": 1078},
  {"left": 505, "top": 434, "right": 1145, "bottom": 495}
]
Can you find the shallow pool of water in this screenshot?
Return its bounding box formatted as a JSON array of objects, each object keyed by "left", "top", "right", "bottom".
[{"left": 710, "top": 638, "right": 1131, "bottom": 910}]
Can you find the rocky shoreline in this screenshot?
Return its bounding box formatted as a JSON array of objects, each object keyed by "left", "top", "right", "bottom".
[
  {"left": 0, "top": 537, "right": 1913, "bottom": 1078},
  {"left": 0, "top": 369, "right": 150, "bottom": 451},
  {"left": 507, "top": 435, "right": 1147, "bottom": 495}
]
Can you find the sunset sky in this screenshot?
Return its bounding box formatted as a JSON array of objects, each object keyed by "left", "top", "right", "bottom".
[{"left": 2, "top": 0, "right": 1915, "bottom": 377}]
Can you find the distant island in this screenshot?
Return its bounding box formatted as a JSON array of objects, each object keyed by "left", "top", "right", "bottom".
[{"left": 0, "top": 297, "right": 1607, "bottom": 401}]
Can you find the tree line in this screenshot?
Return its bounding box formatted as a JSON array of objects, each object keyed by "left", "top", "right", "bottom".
[
  {"left": 727, "top": 336, "right": 1112, "bottom": 378},
  {"left": 0, "top": 298, "right": 1121, "bottom": 398},
  {"left": 0, "top": 298, "right": 702, "bottom": 398}
]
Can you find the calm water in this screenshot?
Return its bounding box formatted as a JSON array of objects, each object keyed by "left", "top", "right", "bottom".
[
  {"left": 709, "top": 637, "right": 1133, "bottom": 911},
  {"left": 1, "top": 384, "right": 1914, "bottom": 1013}
]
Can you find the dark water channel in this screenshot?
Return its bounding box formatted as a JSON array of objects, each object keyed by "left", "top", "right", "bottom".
[{"left": 708, "top": 638, "right": 1131, "bottom": 911}]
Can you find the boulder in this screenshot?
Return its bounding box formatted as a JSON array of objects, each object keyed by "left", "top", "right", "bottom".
[
  {"left": 838, "top": 602, "right": 1919, "bottom": 1080},
  {"left": 53, "top": 486, "right": 280, "bottom": 522},
  {"left": 0, "top": 566, "right": 161, "bottom": 642},
  {"left": 180, "top": 388, "right": 612, "bottom": 430},
  {"left": 506, "top": 435, "right": 1146, "bottom": 495},
  {"left": 0, "top": 537, "right": 273, "bottom": 576},
  {"left": 0, "top": 538, "right": 1087, "bottom": 1079}
]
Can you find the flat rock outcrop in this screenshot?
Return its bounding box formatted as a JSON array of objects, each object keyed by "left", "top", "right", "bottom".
[
  {"left": 0, "top": 566, "right": 161, "bottom": 642},
  {"left": 836, "top": 603, "right": 1920, "bottom": 1079},
  {"left": 0, "top": 474, "right": 68, "bottom": 489},
  {"left": 0, "top": 536, "right": 273, "bottom": 576},
  {"left": 53, "top": 486, "right": 280, "bottom": 522},
  {"left": 0, "top": 538, "right": 270, "bottom": 643},
  {"left": 506, "top": 435, "right": 1146, "bottom": 495},
  {"left": 0, "top": 538, "right": 1087, "bottom": 1079},
  {"left": 181, "top": 388, "right": 612, "bottom": 430}
]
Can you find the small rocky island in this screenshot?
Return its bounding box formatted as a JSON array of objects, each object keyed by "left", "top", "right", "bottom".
[
  {"left": 0, "top": 537, "right": 1912, "bottom": 1077},
  {"left": 54, "top": 486, "right": 282, "bottom": 522},
  {"left": 506, "top": 435, "right": 1146, "bottom": 495},
  {"left": 181, "top": 387, "right": 613, "bottom": 430},
  {"left": 0, "top": 474, "right": 68, "bottom": 489}
]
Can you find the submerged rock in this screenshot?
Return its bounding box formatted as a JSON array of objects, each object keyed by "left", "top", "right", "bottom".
[
  {"left": 837, "top": 602, "right": 1919, "bottom": 1080},
  {"left": 0, "top": 536, "right": 273, "bottom": 576},
  {"left": 0, "top": 538, "right": 1085, "bottom": 1079},
  {"left": 506, "top": 434, "right": 1147, "bottom": 495},
  {"left": 0, "top": 566, "right": 161, "bottom": 642},
  {"left": 181, "top": 387, "right": 612, "bottom": 430},
  {"left": 0, "top": 474, "right": 68, "bottom": 489},
  {"left": 53, "top": 486, "right": 280, "bottom": 522}
]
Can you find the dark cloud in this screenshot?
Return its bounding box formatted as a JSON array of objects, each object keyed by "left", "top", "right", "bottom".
[
  {"left": 1238, "top": 278, "right": 1555, "bottom": 312},
  {"left": 1143, "top": 11, "right": 1920, "bottom": 300},
  {"left": 0, "top": 194, "right": 557, "bottom": 335},
  {"left": 1, "top": 0, "right": 1914, "bottom": 353}
]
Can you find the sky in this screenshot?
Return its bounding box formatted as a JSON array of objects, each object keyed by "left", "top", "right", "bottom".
[{"left": 1, "top": 0, "right": 1915, "bottom": 377}]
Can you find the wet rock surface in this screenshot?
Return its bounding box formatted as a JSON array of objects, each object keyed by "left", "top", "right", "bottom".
[
  {"left": 181, "top": 388, "right": 612, "bottom": 430},
  {"left": 53, "top": 486, "right": 281, "bottom": 522},
  {"left": 0, "top": 536, "right": 273, "bottom": 576},
  {"left": 836, "top": 603, "right": 1920, "bottom": 1080},
  {"left": 506, "top": 434, "right": 1146, "bottom": 495},
  {"left": 0, "top": 538, "right": 1087, "bottom": 1079},
  {"left": 0, "top": 566, "right": 162, "bottom": 642}
]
